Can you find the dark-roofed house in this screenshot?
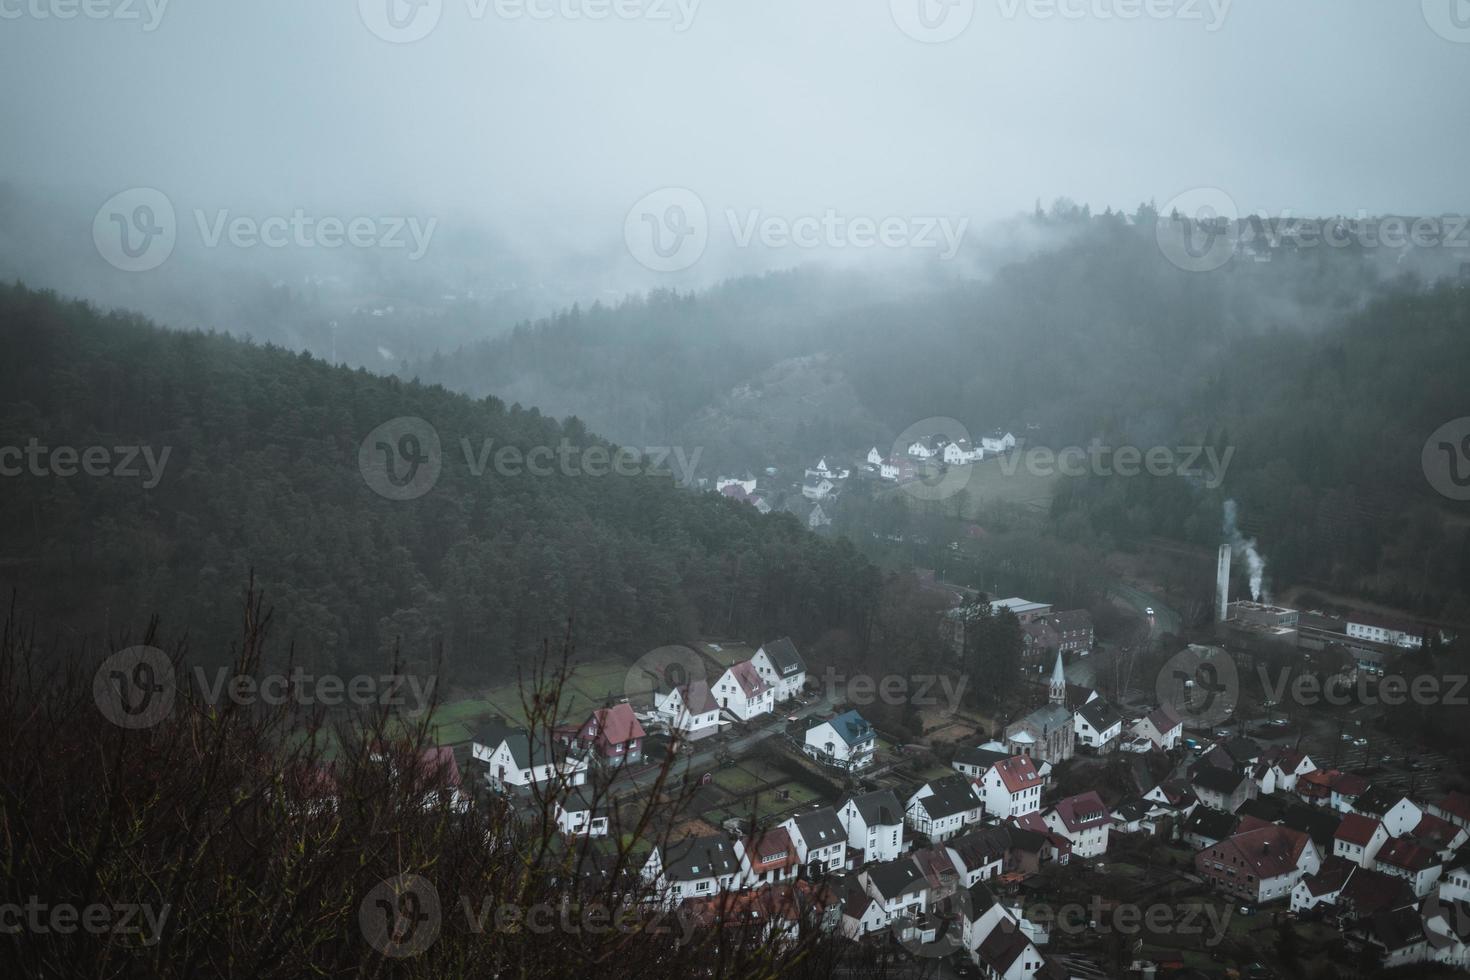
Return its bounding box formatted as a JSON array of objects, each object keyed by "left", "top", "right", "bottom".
[
  {"left": 1046, "top": 609, "right": 1094, "bottom": 654},
  {"left": 976, "top": 917, "right": 1046, "bottom": 978},
  {"left": 835, "top": 873, "right": 887, "bottom": 937},
  {"left": 840, "top": 789, "right": 906, "bottom": 865},
  {"left": 1348, "top": 906, "right": 1429, "bottom": 969},
  {"left": 472, "top": 720, "right": 589, "bottom": 792},
  {"left": 644, "top": 833, "right": 743, "bottom": 908},
  {"left": 751, "top": 637, "right": 808, "bottom": 703},
  {"left": 1181, "top": 807, "right": 1239, "bottom": 850},
  {"left": 804, "top": 710, "right": 875, "bottom": 772},
  {"left": 858, "top": 857, "right": 928, "bottom": 935},
  {"left": 945, "top": 827, "right": 1007, "bottom": 886},
  {"left": 653, "top": 680, "right": 722, "bottom": 737},
  {"left": 1073, "top": 700, "right": 1123, "bottom": 752},
  {"left": 1196, "top": 824, "right": 1321, "bottom": 904},
  {"left": 1043, "top": 791, "right": 1110, "bottom": 859},
  {"left": 1352, "top": 787, "right": 1423, "bottom": 838},
  {"left": 1281, "top": 801, "right": 1344, "bottom": 850},
  {"left": 953, "top": 744, "right": 1013, "bottom": 780},
  {"left": 781, "top": 807, "right": 847, "bottom": 876},
  {"left": 1291, "top": 855, "right": 1357, "bottom": 914},
  {"left": 554, "top": 786, "right": 610, "bottom": 838},
  {"left": 905, "top": 776, "right": 983, "bottom": 842},
  {"left": 1192, "top": 766, "right": 1253, "bottom": 814}
]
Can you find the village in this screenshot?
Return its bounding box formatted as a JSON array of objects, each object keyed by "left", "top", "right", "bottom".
[{"left": 330, "top": 552, "right": 1470, "bottom": 980}]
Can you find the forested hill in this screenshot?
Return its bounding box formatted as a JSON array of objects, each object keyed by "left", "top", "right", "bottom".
[{"left": 0, "top": 284, "right": 880, "bottom": 683}]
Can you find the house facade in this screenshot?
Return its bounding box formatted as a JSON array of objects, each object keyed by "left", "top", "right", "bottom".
[
  {"left": 712, "top": 661, "right": 775, "bottom": 721},
  {"left": 804, "top": 710, "right": 875, "bottom": 771},
  {"left": 751, "top": 637, "right": 808, "bottom": 703}
]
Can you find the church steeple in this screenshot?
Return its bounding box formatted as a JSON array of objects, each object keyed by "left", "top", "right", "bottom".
[{"left": 1049, "top": 651, "right": 1066, "bottom": 705}]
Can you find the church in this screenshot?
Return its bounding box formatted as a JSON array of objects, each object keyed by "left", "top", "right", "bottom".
[{"left": 1003, "top": 652, "right": 1076, "bottom": 765}]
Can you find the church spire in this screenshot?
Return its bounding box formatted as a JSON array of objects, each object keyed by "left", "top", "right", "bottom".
[{"left": 1049, "top": 651, "right": 1066, "bottom": 705}]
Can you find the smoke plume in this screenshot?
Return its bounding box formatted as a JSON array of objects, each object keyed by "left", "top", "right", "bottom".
[{"left": 1223, "top": 500, "right": 1269, "bottom": 602}]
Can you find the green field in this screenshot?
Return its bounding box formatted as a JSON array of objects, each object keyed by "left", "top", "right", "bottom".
[{"left": 883, "top": 456, "right": 1062, "bottom": 518}]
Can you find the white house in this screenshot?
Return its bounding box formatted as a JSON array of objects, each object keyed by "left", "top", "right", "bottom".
[
  {"left": 1251, "top": 747, "right": 1316, "bottom": 795},
  {"left": 711, "top": 660, "right": 774, "bottom": 721},
  {"left": 1353, "top": 788, "right": 1424, "bottom": 838},
  {"left": 804, "top": 710, "right": 875, "bottom": 772},
  {"left": 652, "top": 680, "right": 723, "bottom": 736},
  {"left": 906, "top": 776, "right": 983, "bottom": 842},
  {"left": 1073, "top": 700, "right": 1123, "bottom": 752},
  {"left": 554, "top": 787, "right": 610, "bottom": 838},
  {"left": 1346, "top": 616, "right": 1424, "bottom": 650},
  {"left": 1042, "top": 792, "right": 1111, "bottom": 859},
  {"left": 737, "top": 827, "right": 800, "bottom": 889},
  {"left": 1375, "top": 838, "right": 1444, "bottom": 897},
  {"left": 472, "top": 721, "right": 588, "bottom": 791},
  {"left": 801, "top": 478, "right": 835, "bottom": 500},
  {"left": 715, "top": 475, "right": 758, "bottom": 496},
  {"left": 975, "top": 756, "right": 1043, "bottom": 820},
  {"left": 945, "top": 828, "right": 1007, "bottom": 886},
  {"left": 1334, "top": 814, "right": 1390, "bottom": 868},
  {"left": 907, "top": 440, "right": 937, "bottom": 460},
  {"left": 1130, "top": 704, "right": 1183, "bottom": 751},
  {"left": 980, "top": 431, "right": 1017, "bottom": 455},
  {"left": 642, "top": 834, "right": 742, "bottom": 907},
  {"left": 858, "top": 858, "right": 928, "bottom": 933},
  {"left": 839, "top": 790, "right": 906, "bottom": 865},
  {"left": 780, "top": 807, "right": 848, "bottom": 877},
  {"left": 866, "top": 447, "right": 883, "bottom": 467},
  {"left": 942, "top": 441, "right": 982, "bottom": 465},
  {"left": 751, "top": 637, "right": 807, "bottom": 703}
]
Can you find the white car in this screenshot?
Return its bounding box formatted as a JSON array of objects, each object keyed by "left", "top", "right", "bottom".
[{"left": 1145, "top": 607, "right": 1155, "bottom": 617}]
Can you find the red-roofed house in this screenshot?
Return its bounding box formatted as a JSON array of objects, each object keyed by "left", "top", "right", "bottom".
[
  {"left": 1042, "top": 791, "right": 1111, "bottom": 859},
  {"left": 1330, "top": 773, "right": 1371, "bottom": 813},
  {"left": 712, "top": 660, "right": 774, "bottom": 721},
  {"left": 976, "top": 756, "right": 1043, "bottom": 820},
  {"left": 569, "top": 703, "right": 646, "bottom": 765},
  {"left": 738, "top": 827, "right": 800, "bottom": 888},
  {"left": 1297, "top": 769, "right": 1336, "bottom": 808},
  {"left": 1196, "top": 824, "right": 1321, "bottom": 904},
  {"left": 1429, "top": 791, "right": 1470, "bottom": 832},
  {"left": 1411, "top": 812, "right": 1469, "bottom": 858},
  {"left": 1374, "top": 838, "right": 1443, "bottom": 897},
  {"left": 1334, "top": 814, "right": 1390, "bottom": 868},
  {"left": 1131, "top": 704, "right": 1184, "bottom": 751},
  {"left": 1252, "top": 746, "right": 1316, "bottom": 795}
]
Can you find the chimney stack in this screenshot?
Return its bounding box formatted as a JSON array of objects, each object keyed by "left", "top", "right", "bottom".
[{"left": 1216, "top": 544, "right": 1232, "bottom": 623}]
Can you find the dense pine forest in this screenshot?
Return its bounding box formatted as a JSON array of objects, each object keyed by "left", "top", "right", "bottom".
[{"left": 0, "top": 284, "right": 880, "bottom": 683}]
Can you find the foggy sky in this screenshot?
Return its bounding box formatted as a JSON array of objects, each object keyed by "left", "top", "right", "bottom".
[{"left": 2, "top": 0, "right": 1468, "bottom": 302}]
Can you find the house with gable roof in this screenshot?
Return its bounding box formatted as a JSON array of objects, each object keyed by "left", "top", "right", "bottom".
[
  {"left": 737, "top": 827, "right": 800, "bottom": 888},
  {"left": 1042, "top": 791, "right": 1111, "bottom": 859},
  {"left": 804, "top": 710, "right": 875, "bottom": 771},
  {"left": 472, "top": 719, "right": 589, "bottom": 792},
  {"left": 780, "top": 807, "right": 847, "bottom": 877},
  {"left": 1334, "top": 813, "right": 1391, "bottom": 867},
  {"left": 712, "top": 660, "right": 775, "bottom": 721},
  {"left": 652, "top": 680, "right": 722, "bottom": 737},
  {"left": 1131, "top": 704, "right": 1184, "bottom": 750},
  {"left": 566, "top": 702, "right": 645, "bottom": 766},
  {"left": 751, "top": 636, "right": 808, "bottom": 703},
  {"left": 1196, "top": 822, "right": 1321, "bottom": 904},
  {"left": 1073, "top": 699, "right": 1123, "bottom": 752},
  {"left": 839, "top": 789, "right": 906, "bottom": 865},
  {"left": 975, "top": 755, "right": 1043, "bottom": 820},
  {"left": 905, "top": 775, "right": 983, "bottom": 842}
]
